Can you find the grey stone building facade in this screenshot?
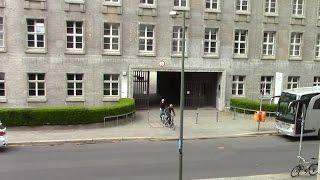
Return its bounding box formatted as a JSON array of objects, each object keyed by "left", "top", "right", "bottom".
[{"left": 0, "top": 0, "right": 320, "bottom": 110}]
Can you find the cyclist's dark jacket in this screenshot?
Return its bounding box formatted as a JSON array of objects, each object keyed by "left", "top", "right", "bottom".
[
  {"left": 166, "top": 107, "right": 175, "bottom": 116},
  {"left": 160, "top": 102, "right": 166, "bottom": 110}
]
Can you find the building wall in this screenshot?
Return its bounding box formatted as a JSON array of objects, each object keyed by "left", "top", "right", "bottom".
[{"left": 0, "top": 0, "right": 319, "bottom": 108}]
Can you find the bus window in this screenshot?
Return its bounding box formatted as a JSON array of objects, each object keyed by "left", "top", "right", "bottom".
[{"left": 313, "top": 99, "right": 320, "bottom": 109}]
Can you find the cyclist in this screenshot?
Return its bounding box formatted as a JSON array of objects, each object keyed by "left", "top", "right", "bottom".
[
  {"left": 159, "top": 99, "right": 166, "bottom": 119},
  {"left": 165, "top": 104, "right": 176, "bottom": 125}
]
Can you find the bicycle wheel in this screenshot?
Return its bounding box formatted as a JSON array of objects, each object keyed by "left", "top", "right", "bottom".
[
  {"left": 309, "top": 163, "right": 318, "bottom": 176},
  {"left": 291, "top": 165, "right": 301, "bottom": 177}
]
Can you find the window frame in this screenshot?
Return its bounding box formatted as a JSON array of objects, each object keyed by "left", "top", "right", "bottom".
[
  {"left": 204, "top": 27, "right": 219, "bottom": 56},
  {"left": 235, "top": 0, "right": 250, "bottom": 13},
  {"left": 264, "top": 0, "right": 278, "bottom": 15},
  {"left": 173, "top": 0, "right": 189, "bottom": 10},
  {"left": 287, "top": 76, "right": 300, "bottom": 89},
  {"left": 66, "top": 21, "right": 84, "bottom": 52},
  {"left": 172, "top": 26, "right": 188, "bottom": 56},
  {"left": 314, "top": 77, "right": 320, "bottom": 87},
  {"left": 28, "top": 73, "right": 46, "bottom": 97},
  {"left": 103, "top": 22, "right": 121, "bottom": 55},
  {"left": 205, "top": 0, "right": 220, "bottom": 11},
  {"left": 104, "top": 0, "right": 121, "bottom": 6},
  {"left": 26, "top": 19, "right": 46, "bottom": 49},
  {"left": 292, "top": 0, "right": 304, "bottom": 17},
  {"left": 232, "top": 75, "right": 245, "bottom": 96},
  {"left": 138, "top": 24, "right": 155, "bottom": 54},
  {"left": 67, "top": 74, "right": 84, "bottom": 97},
  {"left": 262, "top": 31, "right": 276, "bottom": 58},
  {"left": 0, "top": 73, "right": 5, "bottom": 98},
  {"left": 316, "top": 34, "right": 320, "bottom": 60},
  {"left": 103, "top": 74, "right": 120, "bottom": 97},
  {"left": 139, "top": 0, "right": 156, "bottom": 7},
  {"left": 233, "top": 29, "right": 248, "bottom": 58},
  {"left": 0, "top": 16, "right": 5, "bottom": 50},
  {"left": 260, "top": 76, "right": 274, "bottom": 96},
  {"left": 289, "top": 32, "right": 303, "bottom": 58}
]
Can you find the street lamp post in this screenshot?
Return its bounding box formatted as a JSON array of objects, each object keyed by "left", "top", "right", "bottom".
[{"left": 170, "top": 10, "right": 186, "bottom": 180}]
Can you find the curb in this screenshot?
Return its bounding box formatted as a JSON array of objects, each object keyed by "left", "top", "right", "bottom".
[{"left": 8, "top": 131, "right": 278, "bottom": 146}]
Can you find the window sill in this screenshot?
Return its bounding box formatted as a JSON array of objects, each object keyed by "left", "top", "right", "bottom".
[
  {"left": 102, "top": 96, "right": 120, "bottom": 102},
  {"left": 66, "top": 96, "right": 85, "bottom": 102},
  {"left": 171, "top": 54, "right": 188, "bottom": 58},
  {"left": 26, "top": 48, "right": 47, "bottom": 54},
  {"left": 315, "top": 57, "right": 320, "bottom": 61},
  {"left": 138, "top": 52, "right": 156, "bottom": 57},
  {"left": 289, "top": 56, "right": 302, "bottom": 61},
  {"left": 65, "top": 49, "right": 85, "bottom": 55},
  {"left": 172, "top": 6, "right": 190, "bottom": 11},
  {"left": 264, "top": 13, "right": 279, "bottom": 17},
  {"left": 231, "top": 95, "right": 246, "bottom": 98},
  {"left": 103, "top": 2, "right": 121, "bottom": 7},
  {"left": 139, "top": 4, "right": 156, "bottom": 9},
  {"left": 27, "top": 97, "right": 47, "bottom": 103},
  {"left": 204, "top": 9, "right": 221, "bottom": 13},
  {"left": 233, "top": 54, "right": 248, "bottom": 59},
  {"left": 261, "top": 56, "right": 276, "bottom": 60},
  {"left": 65, "top": 0, "right": 84, "bottom": 4},
  {"left": 292, "top": 15, "right": 305, "bottom": 19},
  {"left": 102, "top": 51, "right": 121, "bottom": 56},
  {"left": 0, "top": 47, "right": 6, "bottom": 53},
  {"left": 235, "top": 11, "right": 250, "bottom": 15},
  {"left": 203, "top": 54, "right": 219, "bottom": 59},
  {"left": 0, "top": 97, "right": 7, "bottom": 103}
]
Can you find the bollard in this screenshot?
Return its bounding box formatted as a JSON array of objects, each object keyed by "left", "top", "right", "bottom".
[
  {"left": 104, "top": 117, "right": 106, "bottom": 127},
  {"left": 233, "top": 110, "right": 236, "bottom": 120},
  {"left": 195, "top": 112, "right": 199, "bottom": 124},
  {"left": 148, "top": 110, "right": 150, "bottom": 123},
  {"left": 116, "top": 116, "right": 119, "bottom": 126},
  {"left": 216, "top": 112, "right": 219, "bottom": 122}
]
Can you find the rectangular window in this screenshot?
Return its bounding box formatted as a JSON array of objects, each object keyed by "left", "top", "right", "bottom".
[
  {"left": 204, "top": 28, "right": 218, "bottom": 55},
  {"left": 28, "top": 73, "right": 45, "bottom": 97},
  {"left": 260, "top": 76, "right": 273, "bottom": 96},
  {"left": 0, "top": 73, "right": 4, "bottom": 97},
  {"left": 103, "top": 74, "right": 120, "bottom": 96},
  {"left": 262, "top": 31, "right": 275, "bottom": 56},
  {"left": 287, "top": 76, "right": 300, "bottom": 89},
  {"left": 289, "top": 33, "right": 302, "bottom": 57},
  {"left": 292, "top": 0, "right": 304, "bottom": 16},
  {"left": 232, "top": 76, "right": 245, "bottom": 96},
  {"left": 105, "top": 0, "right": 120, "bottom": 3},
  {"left": 236, "top": 0, "right": 249, "bottom": 11},
  {"left": 206, "top": 0, "right": 219, "bottom": 10},
  {"left": 234, "top": 30, "right": 247, "bottom": 55},
  {"left": 67, "top": 74, "right": 83, "bottom": 96},
  {"left": 27, "top": 19, "right": 45, "bottom": 48},
  {"left": 265, "top": 0, "right": 277, "bottom": 14},
  {"left": 140, "top": 0, "right": 154, "bottom": 5},
  {"left": 0, "top": 17, "right": 4, "bottom": 48},
  {"left": 66, "top": 21, "right": 83, "bottom": 50},
  {"left": 316, "top": 34, "right": 320, "bottom": 58},
  {"left": 172, "top": 26, "right": 187, "bottom": 54},
  {"left": 174, "top": 0, "right": 187, "bottom": 7},
  {"left": 139, "top": 24, "right": 155, "bottom": 53},
  {"left": 314, "top": 77, "right": 320, "bottom": 86},
  {"left": 104, "top": 23, "right": 120, "bottom": 52}
]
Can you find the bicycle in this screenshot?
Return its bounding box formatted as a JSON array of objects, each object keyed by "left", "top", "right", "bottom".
[{"left": 291, "top": 156, "right": 318, "bottom": 177}]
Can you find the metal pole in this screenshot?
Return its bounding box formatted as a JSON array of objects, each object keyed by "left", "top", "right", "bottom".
[
  {"left": 296, "top": 102, "right": 303, "bottom": 158},
  {"left": 317, "top": 144, "right": 320, "bottom": 180},
  {"left": 178, "top": 10, "right": 186, "bottom": 180},
  {"left": 195, "top": 112, "right": 199, "bottom": 124},
  {"left": 216, "top": 112, "right": 219, "bottom": 122}
]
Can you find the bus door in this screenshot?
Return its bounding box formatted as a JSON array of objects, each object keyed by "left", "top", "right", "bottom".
[{"left": 304, "top": 94, "right": 320, "bottom": 132}]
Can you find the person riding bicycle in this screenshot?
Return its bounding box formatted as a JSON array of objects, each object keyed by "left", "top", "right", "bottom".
[{"left": 159, "top": 99, "right": 167, "bottom": 119}]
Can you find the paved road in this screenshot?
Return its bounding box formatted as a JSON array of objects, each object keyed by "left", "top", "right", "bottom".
[{"left": 0, "top": 136, "right": 318, "bottom": 180}]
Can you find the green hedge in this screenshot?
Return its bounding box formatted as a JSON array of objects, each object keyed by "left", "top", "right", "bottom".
[
  {"left": 230, "top": 98, "right": 277, "bottom": 113},
  {"left": 0, "top": 98, "right": 135, "bottom": 127}
]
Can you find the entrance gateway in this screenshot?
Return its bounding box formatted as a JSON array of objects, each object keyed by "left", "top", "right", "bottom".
[{"left": 132, "top": 70, "right": 224, "bottom": 110}]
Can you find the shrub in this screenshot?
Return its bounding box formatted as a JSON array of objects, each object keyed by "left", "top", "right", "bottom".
[
  {"left": 230, "top": 97, "right": 277, "bottom": 113},
  {"left": 0, "top": 98, "right": 135, "bottom": 127}
]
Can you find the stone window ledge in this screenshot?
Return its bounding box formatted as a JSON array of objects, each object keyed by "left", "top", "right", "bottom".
[
  {"left": 102, "top": 96, "right": 120, "bottom": 102},
  {"left": 26, "top": 48, "right": 47, "bottom": 54},
  {"left": 203, "top": 54, "right": 219, "bottom": 59},
  {"left": 138, "top": 52, "right": 156, "bottom": 57},
  {"left": 66, "top": 96, "right": 85, "bottom": 102},
  {"left": 315, "top": 57, "right": 320, "bottom": 61},
  {"left": 264, "top": 13, "right": 279, "bottom": 17},
  {"left": 204, "top": 9, "right": 221, "bottom": 13},
  {"left": 65, "top": 49, "right": 85, "bottom": 55},
  {"left": 27, "top": 97, "right": 47, "bottom": 103},
  {"left": 0, "top": 0, "right": 5, "bottom": 8},
  {"left": 231, "top": 95, "right": 245, "bottom": 98},
  {"left": 102, "top": 51, "right": 121, "bottom": 56},
  {"left": 235, "top": 11, "right": 250, "bottom": 15},
  {"left": 171, "top": 54, "right": 188, "bottom": 58},
  {"left": 103, "top": 2, "right": 121, "bottom": 7},
  {"left": 0, "top": 97, "right": 7, "bottom": 103},
  {"left": 172, "top": 6, "right": 190, "bottom": 11},
  {"left": 292, "top": 15, "right": 305, "bottom": 19},
  {"left": 0, "top": 47, "right": 6, "bottom": 53},
  {"left": 139, "top": 4, "right": 156, "bottom": 9},
  {"left": 233, "top": 54, "right": 248, "bottom": 59},
  {"left": 289, "top": 56, "right": 302, "bottom": 61},
  {"left": 261, "top": 56, "right": 276, "bottom": 60},
  {"left": 65, "top": 0, "right": 84, "bottom": 4}
]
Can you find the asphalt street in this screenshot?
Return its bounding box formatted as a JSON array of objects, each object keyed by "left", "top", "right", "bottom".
[{"left": 0, "top": 136, "right": 319, "bottom": 180}]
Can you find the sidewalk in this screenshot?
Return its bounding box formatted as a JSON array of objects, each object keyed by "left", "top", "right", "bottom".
[
  {"left": 198, "top": 173, "right": 316, "bottom": 180},
  {"left": 7, "top": 108, "right": 277, "bottom": 145}
]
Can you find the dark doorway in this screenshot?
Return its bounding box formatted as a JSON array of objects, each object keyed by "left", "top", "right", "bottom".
[{"left": 157, "top": 72, "right": 219, "bottom": 108}]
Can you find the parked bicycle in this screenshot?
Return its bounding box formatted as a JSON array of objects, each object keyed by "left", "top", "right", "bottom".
[{"left": 291, "top": 156, "right": 318, "bottom": 177}]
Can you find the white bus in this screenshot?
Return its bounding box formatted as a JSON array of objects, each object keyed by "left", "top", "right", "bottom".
[{"left": 275, "top": 87, "right": 320, "bottom": 138}]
